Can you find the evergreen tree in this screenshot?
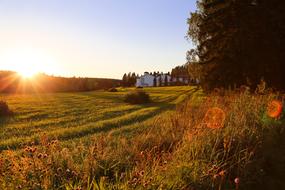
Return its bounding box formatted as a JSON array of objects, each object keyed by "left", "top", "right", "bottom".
[
  {"left": 164, "top": 75, "right": 168, "bottom": 86},
  {"left": 127, "top": 72, "right": 131, "bottom": 87},
  {"left": 158, "top": 76, "right": 162, "bottom": 87},
  {"left": 122, "top": 73, "right": 127, "bottom": 87},
  {"left": 131, "top": 72, "right": 137, "bottom": 86},
  {"left": 187, "top": 0, "right": 285, "bottom": 90},
  {"left": 153, "top": 77, "right": 157, "bottom": 87}
]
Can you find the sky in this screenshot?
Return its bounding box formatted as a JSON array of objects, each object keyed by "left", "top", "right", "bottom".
[{"left": 0, "top": 0, "right": 197, "bottom": 79}]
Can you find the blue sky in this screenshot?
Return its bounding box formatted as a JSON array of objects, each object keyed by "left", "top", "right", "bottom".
[{"left": 0, "top": 0, "right": 197, "bottom": 79}]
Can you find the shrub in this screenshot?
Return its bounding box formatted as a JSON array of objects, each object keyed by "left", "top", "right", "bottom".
[
  {"left": 108, "top": 88, "right": 118, "bottom": 92},
  {"left": 124, "top": 90, "right": 150, "bottom": 104},
  {"left": 0, "top": 100, "right": 12, "bottom": 117}
]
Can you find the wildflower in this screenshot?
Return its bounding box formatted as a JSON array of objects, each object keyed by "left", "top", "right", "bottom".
[
  {"left": 267, "top": 100, "right": 283, "bottom": 118},
  {"left": 218, "top": 170, "right": 225, "bottom": 177},
  {"left": 24, "top": 147, "right": 30, "bottom": 152},
  {"left": 31, "top": 147, "right": 37, "bottom": 153},
  {"left": 139, "top": 170, "right": 145, "bottom": 176},
  {"left": 57, "top": 167, "right": 63, "bottom": 173},
  {"left": 234, "top": 177, "right": 240, "bottom": 184},
  {"left": 203, "top": 107, "right": 226, "bottom": 129},
  {"left": 37, "top": 153, "right": 43, "bottom": 159},
  {"left": 72, "top": 171, "right": 77, "bottom": 176}
]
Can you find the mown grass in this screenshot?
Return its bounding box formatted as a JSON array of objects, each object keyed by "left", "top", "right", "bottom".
[
  {"left": 1, "top": 87, "right": 284, "bottom": 190},
  {"left": 0, "top": 86, "right": 195, "bottom": 150}
]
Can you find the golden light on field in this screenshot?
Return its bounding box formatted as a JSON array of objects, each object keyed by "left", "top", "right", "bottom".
[
  {"left": 203, "top": 107, "right": 226, "bottom": 129},
  {"left": 0, "top": 47, "right": 60, "bottom": 78}
]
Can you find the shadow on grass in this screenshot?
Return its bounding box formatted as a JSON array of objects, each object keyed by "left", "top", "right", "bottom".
[
  {"left": 0, "top": 114, "right": 14, "bottom": 127},
  {"left": 0, "top": 87, "right": 199, "bottom": 150},
  {"left": 59, "top": 87, "right": 200, "bottom": 142}
]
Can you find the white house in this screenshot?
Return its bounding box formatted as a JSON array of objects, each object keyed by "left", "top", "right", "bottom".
[
  {"left": 136, "top": 72, "right": 174, "bottom": 87},
  {"left": 136, "top": 72, "right": 191, "bottom": 87},
  {"left": 136, "top": 72, "right": 155, "bottom": 87}
]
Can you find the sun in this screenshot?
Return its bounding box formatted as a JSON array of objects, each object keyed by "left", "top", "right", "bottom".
[
  {"left": 0, "top": 47, "right": 60, "bottom": 78},
  {"left": 18, "top": 69, "right": 38, "bottom": 79}
]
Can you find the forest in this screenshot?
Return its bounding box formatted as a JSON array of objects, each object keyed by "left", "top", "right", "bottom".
[{"left": 0, "top": 71, "right": 120, "bottom": 93}]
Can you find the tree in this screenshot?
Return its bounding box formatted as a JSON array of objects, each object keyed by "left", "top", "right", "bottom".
[
  {"left": 131, "top": 72, "right": 137, "bottom": 86},
  {"left": 187, "top": 0, "right": 285, "bottom": 90},
  {"left": 153, "top": 77, "right": 157, "bottom": 87},
  {"left": 127, "top": 72, "right": 131, "bottom": 87},
  {"left": 158, "top": 76, "right": 162, "bottom": 87},
  {"left": 187, "top": 62, "right": 203, "bottom": 84},
  {"left": 164, "top": 75, "right": 168, "bottom": 86},
  {"left": 122, "top": 73, "right": 127, "bottom": 87}
]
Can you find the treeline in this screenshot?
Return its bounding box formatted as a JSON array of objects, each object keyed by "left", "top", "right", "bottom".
[
  {"left": 187, "top": 0, "right": 285, "bottom": 91},
  {"left": 0, "top": 71, "right": 120, "bottom": 93},
  {"left": 171, "top": 65, "right": 192, "bottom": 84},
  {"left": 122, "top": 72, "right": 137, "bottom": 87}
]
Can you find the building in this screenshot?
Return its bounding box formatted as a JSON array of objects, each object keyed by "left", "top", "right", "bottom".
[
  {"left": 136, "top": 72, "right": 155, "bottom": 87},
  {"left": 136, "top": 72, "right": 188, "bottom": 87}
]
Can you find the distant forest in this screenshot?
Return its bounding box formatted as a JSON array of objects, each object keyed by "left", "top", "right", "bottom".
[{"left": 0, "top": 71, "right": 120, "bottom": 93}]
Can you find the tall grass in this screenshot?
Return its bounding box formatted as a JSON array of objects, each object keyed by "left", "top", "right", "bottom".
[{"left": 0, "top": 88, "right": 284, "bottom": 189}]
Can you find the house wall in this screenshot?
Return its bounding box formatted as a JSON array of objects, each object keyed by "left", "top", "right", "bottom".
[
  {"left": 136, "top": 78, "right": 142, "bottom": 87},
  {"left": 136, "top": 73, "right": 191, "bottom": 87},
  {"left": 136, "top": 74, "right": 154, "bottom": 87},
  {"left": 144, "top": 74, "right": 154, "bottom": 86}
]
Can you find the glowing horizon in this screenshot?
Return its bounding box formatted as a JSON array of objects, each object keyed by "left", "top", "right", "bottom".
[{"left": 0, "top": 0, "right": 196, "bottom": 79}]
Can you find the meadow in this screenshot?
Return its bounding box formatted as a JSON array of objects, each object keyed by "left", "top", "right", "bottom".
[
  {"left": 0, "top": 86, "right": 196, "bottom": 151},
  {"left": 0, "top": 86, "right": 285, "bottom": 190}
]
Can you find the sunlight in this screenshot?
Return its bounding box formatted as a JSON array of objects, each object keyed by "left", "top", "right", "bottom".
[
  {"left": 17, "top": 67, "right": 38, "bottom": 79},
  {"left": 0, "top": 47, "right": 60, "bottom": 77}
]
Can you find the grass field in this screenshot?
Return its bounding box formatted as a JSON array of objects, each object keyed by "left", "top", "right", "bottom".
[
  {"left": 1, "top": 87, "right": 285, "bottom": 190},
  {"left": 0, "top": 86, "right": 198, "bottom": 150}
]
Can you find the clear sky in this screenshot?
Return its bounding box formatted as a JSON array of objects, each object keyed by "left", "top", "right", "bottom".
[{"left": 0, "top": 0, "right": 196, "bottom": 79}]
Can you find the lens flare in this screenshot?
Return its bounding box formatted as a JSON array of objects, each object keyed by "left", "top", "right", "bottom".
[
  {"left": 203, "top": 107, "right": 226, "bottom": 129},
  {"left": 267, "top": 100, "right": 283, "bottom": 119}
]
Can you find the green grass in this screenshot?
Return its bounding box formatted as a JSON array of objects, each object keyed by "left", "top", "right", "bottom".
[
  {"left": 0, "top": 86, "right": 196, "bottom": 150},
  {"left": 1, "top": 86, "right": 284, "bottom": 190}
]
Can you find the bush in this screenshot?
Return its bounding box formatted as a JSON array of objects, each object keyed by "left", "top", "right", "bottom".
[
  {"left": 0, "top": 100, "right": 12, "bottom": 116},
  {"left": 108, "top": 88, "right": 118, "bottom": 92},
  {"left": 124, "top": 90, "right": 150, "bottom": 104}
]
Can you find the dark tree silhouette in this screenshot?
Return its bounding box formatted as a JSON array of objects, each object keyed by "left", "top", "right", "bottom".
[
  {"left": 158, "top": 76, "right": 162, "bottom": 87},
  {"left": 153, "top": 77, "right": 157, "bottom": 87},
  {"left": 187, "top": 0, "right": 285, "bottom": 90},
  {"left": 122, "top": 73, "right": 127, "bottom": 87},
  {"left": 164, "top": 75, "right": 168, "bottom": 86}
]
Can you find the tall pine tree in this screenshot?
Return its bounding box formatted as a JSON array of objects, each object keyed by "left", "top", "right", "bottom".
[{"left": 187, "top": 0, "right": 285, "bottom": 90}]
